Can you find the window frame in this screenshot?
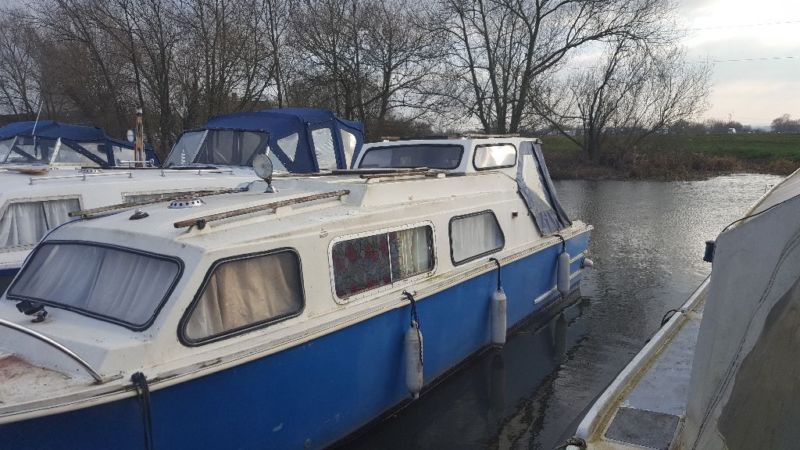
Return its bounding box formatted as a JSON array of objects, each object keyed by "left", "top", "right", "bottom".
[
  {"left": 0, "top": 195, "right": 83, "bottom": 252},
  {"left": 472, "top": 143, "right": 518, "bottom": 171},
  {"left": 357, "top": 143, "right": 465, "bottom": 170},
  {"left": 328, "top": 221, "right": 437, "bottom": 304},
  {"left": 448, "top": 210, "right": 505, "bottom": 266},
  {"left": 178, "top": 248, "right": 306, "bottom": 346},
  {"left": 6, "top": 240, "right": 184, "bottom": 331}
]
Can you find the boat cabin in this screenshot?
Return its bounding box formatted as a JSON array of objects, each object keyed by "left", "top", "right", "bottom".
[
  {"left": 0, "top": 120, "right": 158, "bottom": 168},
  {"left": 164, "top": 108, "right": 363, "bottom": 172}
]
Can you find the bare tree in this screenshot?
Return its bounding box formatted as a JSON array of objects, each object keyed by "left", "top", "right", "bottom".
[
  {"left": 0, "top": 10, "right": 41, "bottom": 116},
  {"left": 533, "top": 39, "right": 710, "bottom": 160},
  {"left": 432, "top": 0, "right": 670, "bottom": 133}
]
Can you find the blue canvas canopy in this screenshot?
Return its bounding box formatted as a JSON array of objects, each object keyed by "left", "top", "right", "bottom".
[
  {"left": 167, "top": 108, "right": 364, "bottom": 171},
  {"left": 0, "top": 120, "right": 159, "bottom": 166}
]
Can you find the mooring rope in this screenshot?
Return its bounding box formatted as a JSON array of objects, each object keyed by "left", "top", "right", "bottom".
[{"left": 131, "top": 372, "right": 154, "bottom": 450}]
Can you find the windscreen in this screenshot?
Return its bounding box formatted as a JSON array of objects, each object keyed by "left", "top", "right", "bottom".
[
  {"left": 165, "top": 129, "right": 269, "bottom": 167},
  {"left": 8, "top": 243, "right": 181, "bottom": 329},
  {"left": 0, "top": 136, "right": 59, "bottom": 164},
  {"left": 359, "top": 144, "right": 463, "bottom": 169}
]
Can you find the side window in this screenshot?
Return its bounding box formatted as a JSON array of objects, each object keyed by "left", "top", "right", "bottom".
[
  {"left": 182, "top": 250, "right": 304, "bottom": 344},
  {"left": 332, "top": 226, "right": 433, "bottom": 299},
  {"left": 311, "top": 127, "right": 337, "bottom": 170},
  {"left": 449, "top": 211, "right": 504, "bottom": 265},
  {"left": 0, "top": 198, "right": 81, "bottom": 249},
  {"left": 473, "top": 144, "right": 517, "bottom": 170},
  {"left": 277, "top": 133, "right": 300, "bottom": 163},
  {"left": 340, "top": 129, "right": 358, "bottom": 168}
]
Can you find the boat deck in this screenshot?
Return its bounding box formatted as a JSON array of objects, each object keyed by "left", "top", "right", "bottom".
[{"left": 573, "top": 278, "right": 708, "bottom": 449}]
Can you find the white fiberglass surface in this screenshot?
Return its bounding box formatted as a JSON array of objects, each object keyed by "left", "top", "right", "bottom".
[{"left": 7, "top": 243, "right": 180, "bottom": 328}]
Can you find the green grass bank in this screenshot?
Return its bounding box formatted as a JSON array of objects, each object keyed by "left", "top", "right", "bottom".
[{"left": 541, "top": 134, "right": 800, "bottom": 180}]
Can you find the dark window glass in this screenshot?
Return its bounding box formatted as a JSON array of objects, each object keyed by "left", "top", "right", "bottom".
[{"left": 359, "top": 145, "right": 463, "bottom": 169}]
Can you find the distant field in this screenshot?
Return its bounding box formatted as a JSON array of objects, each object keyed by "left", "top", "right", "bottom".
[
  {"left": 539, "top": 133, "right": 800, "bottom": 179},
  {"left": 541, "top": 133, "right": 800, "bottom": 160}
]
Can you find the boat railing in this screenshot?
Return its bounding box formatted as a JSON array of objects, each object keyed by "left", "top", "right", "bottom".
[
  {"left": 29, "top": 171, "right": 133, "bottom": 185},
  {"left": 159, "top": 168, "right": 236, "bottom": 176},
  {"left": 174, "top": 189, "right": 350, "bottom": 230},
  {"left": 0, "top": 317, "right": 104, "bottom": 384},
  {"left": 69, "top": 187, "right": 247, "bottom": 219}
]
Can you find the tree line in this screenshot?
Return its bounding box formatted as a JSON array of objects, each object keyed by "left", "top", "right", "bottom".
[{"left": 0, "top": 0, "right": 709, "bottom": 160}]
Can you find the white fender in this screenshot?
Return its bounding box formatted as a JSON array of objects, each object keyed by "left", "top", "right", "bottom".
[
  {"left": 557, "top": 250, "right": 571, "bottom": 297},
  {"left": 491, "top": 288, "right": 507, "bottom": 346},
  {"left": 405, "top": 322, "right": 424, "bottom": 398}
]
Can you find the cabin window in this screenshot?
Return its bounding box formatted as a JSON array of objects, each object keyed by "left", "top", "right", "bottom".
[
  {"left": 7, "top": 242, "right": 182, "bottom": 329},
  {"left": 52, "top": 141, "right": 101, "bottom": 166},
  {"left": 449, "top": 211, "right": 504, "bottom": 264},
  {"left": 312, "top": 127, "right": 337, "bottom": 170},
  {"left": 358, "top": 144, "right": 463, "bottom": 170},
  {"left": 277, "top": 133, "right": 300, "bottom": 163},
  {"left": 0, "top": 198, "right": 81, "bottom": 249},
  {"left": 112, "top": 145, "right": 136, "bottom": 166},
  {"left": 340, "top": 129, "right": 358, "bottom": 167},
  {"left": 182, "top": 250, "right": 304, "bottom": 344},
  {"left": 473, "top": 144, "right": 517, "bottom": 170},
  {"left": 2, "top": 136, "right": 59, "bottom": 164},
  {"left": 165, "top": 129, "right": 268, "bottom": 167},
  {"left": 332, "top": 226, "right": 433, "bottom": 299}
]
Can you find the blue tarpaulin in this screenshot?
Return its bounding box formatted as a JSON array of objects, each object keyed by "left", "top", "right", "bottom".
[
  {"left": 202, "top": 108, "right": 364, "bottom": 172},
  {"left": 0, "top": 120, "right": 158, "bottom": 166}
]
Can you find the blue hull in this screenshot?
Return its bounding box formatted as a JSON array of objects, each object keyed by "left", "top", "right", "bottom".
[{"left": 0, "top": 232, "right": 590, "bottom": 450}]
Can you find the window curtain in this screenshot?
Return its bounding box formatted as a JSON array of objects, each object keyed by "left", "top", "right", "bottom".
[
  {"left": 450, "top": 212, "right": 504, "bottom": 263},
  {"left": 0, "top": 199, "right": 79, "bottom": 249},
  {"left": 389, "top": 227, "right": 432, "bottom": 279},
  {"left": 332, "top": 234, "right": 391, "bottom": 298},
  {"left": 515, "top": 141, "right": 571, "bottom": 235},
  {"left": 185, "top": 252, "right": 303, "bottom": 340},
  {"left": 9, "top": 243, "right": 179, "bottom": 326}
]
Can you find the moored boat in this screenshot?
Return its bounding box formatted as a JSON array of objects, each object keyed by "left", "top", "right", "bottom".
[
  {"left": 0, "top": 137, "right": 591, "bottom": 449},
  {"left": 0, "top": 109, "right": 364, "bottom": 292},
  {"left": 565, "top": 167, "right": 800, "bottom": 450}
]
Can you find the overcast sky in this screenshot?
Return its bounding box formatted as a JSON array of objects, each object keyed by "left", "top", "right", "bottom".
[{"left": 679, "top": 0, "right": 800, "bottom": 125}]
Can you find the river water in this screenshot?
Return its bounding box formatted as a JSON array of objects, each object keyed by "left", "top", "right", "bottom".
[{"left": 344, "top": 173, "right": 783, "bottom": 450}]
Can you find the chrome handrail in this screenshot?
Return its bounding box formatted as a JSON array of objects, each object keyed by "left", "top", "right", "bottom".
[
  {"left": 0, "top": 317, "right": 103, "bottom": 383},
  {"left": 29, "top": 171, "right": 133, "bottom": 185},
  {"left": 159, "top": 168, "right": 235, "bottom": 177}
]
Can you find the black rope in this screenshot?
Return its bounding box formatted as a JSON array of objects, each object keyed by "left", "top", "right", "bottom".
[
  {"left": 403, "top": 291, "right": 423, "bottom": 368},
  {"left": 660, "top": 308, "right": 680, "bottom": 327},
  {"left": 554, "top": 437, "right": 587, "bottom": 450},
  {"left": 131, "top": 372, "right": 154, "bottom": 450},
  {"left": 555, "top": 233, "right": 566, "bottom": 251},
  {"left": 489, "top": 257, "right": 502, "bottom": 290}
]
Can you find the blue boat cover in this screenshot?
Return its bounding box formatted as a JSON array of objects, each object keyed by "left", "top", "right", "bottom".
[
  {"left": 0, "top": 120, "right": 159, "bottom": 165},
  {"left": 516, "top": 141, "right": 572, "bottom": 235},
  {"left": 203, "top": 108, "right": 364, "bottom": 171}
]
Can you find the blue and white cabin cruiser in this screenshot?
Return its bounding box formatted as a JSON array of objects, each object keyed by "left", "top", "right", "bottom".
[
  {"left": 0, "top": 137, "right": 591, "bottom": 449},
  {"left": 0, "top": 109, "right": 364, "bottom": 292}
]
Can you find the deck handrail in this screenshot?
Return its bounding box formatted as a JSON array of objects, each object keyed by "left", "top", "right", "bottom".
[
  {"left": 68, "top": 187, "right": 247, "bottom": 219},
  {"left": 29, "top": 171, "right": 133, "bottom": 185},
  {"left": 174, "top": 189, "right": 350, "bottom": 230},
  {"left": 0, "top": 317, "right": 103, "bottom": 383}
]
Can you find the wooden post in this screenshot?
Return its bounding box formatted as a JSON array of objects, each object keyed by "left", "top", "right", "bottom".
[{"left": 135, "top": 108, "right": 144, "bottom": 167}]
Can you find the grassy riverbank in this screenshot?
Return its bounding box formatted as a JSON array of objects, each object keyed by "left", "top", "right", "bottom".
[{"left": 541, "top": 134, "right": 800, "bottom": 180}]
